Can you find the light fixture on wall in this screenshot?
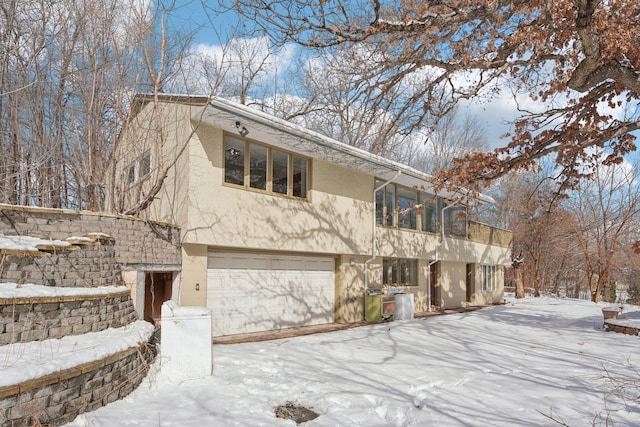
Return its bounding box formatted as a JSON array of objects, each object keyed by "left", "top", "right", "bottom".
[
  {"left": 235, "top": 120, "right": 249, "bottom": 137},
  {"left": 195, "top": 283, "right": 200, "bottom": 291}
]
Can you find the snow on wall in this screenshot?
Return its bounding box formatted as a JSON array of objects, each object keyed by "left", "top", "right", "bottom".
[{"left": 0, "top": 204, "right": 181, "bottom": 268}]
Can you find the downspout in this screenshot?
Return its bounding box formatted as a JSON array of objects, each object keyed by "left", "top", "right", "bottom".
[
  {"left": 427, "top": 200, "right": 460, "bottom": 312},
  {"left": 364, "top": 171, "right": 401, "bottom": 320}
]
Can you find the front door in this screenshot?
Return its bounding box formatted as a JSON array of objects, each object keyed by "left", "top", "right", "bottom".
[
  {"left": 466, "top": 263, "right": 474, "bottom": 302},
  {"left": 430, "top": 262, "right": 438, "bottom": 308}
]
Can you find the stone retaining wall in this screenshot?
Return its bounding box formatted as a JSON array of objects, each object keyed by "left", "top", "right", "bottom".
[
  {"left": 1, "top": 238, "right": 121, "bottom": 288},
  {"left": 604, "top": 321, "right": 640, "bottom": 336},
  {"left": 0, "top": 225, "right": 161, "bottom": 426},
  {"left": 0, "top": 204, "right": 181, "bottom": 268},
  {"left": 0, "top": 291, "right": 136, "bottom": 345},
  {"left": 0, "top": 340, "right": 156, "bottom": 427}
]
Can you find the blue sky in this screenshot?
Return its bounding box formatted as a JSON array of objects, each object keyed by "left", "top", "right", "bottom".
[
  {"left": 165, "top": 1, "right": 639, "bottom": 157},
  {"left": 165, "top": 1, "right": 515, "bottom": 146},
  {"left": 168, "top": 1, "right": 241, "bottom": 44}
]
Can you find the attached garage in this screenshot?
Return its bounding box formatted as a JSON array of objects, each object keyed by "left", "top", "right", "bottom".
[{"left": 206, "top": 252, "right": 336, "bottom": 336}]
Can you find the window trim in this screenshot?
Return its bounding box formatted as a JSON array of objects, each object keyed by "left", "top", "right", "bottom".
[
  {"left": 481, "top": 265, "right": 497, "bottom": 291},
  {"left": 382, "top": 257, "right": 419, "bottom": 287},
  {"left": 124, "top": 149, "right": 151, "bottom": 187},
  {"left": 376, "top": 180, "right": 447, "bottom": 235},
  {"left": 223, "top": 133, "right": 310, "bottom": 200}
]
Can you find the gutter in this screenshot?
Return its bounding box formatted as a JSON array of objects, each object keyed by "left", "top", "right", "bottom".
[
  {"left": 363, "top": 171, "right": 401, "bottom": 320},
  {"left": 202, "top": 96, "right": 495, "bottom": 204}
]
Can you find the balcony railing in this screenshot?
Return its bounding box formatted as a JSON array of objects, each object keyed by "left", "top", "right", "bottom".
[{"left": 467, "top": 221, "right": 512, "bottom": 248}]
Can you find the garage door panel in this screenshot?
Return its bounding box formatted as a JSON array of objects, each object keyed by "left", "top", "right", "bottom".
[{"left": 207, "top": 252, "right": 335, "bottom": 336}]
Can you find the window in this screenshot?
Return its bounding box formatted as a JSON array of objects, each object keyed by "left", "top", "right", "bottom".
[
  {"left": 421, "top": 193, "right": 439, "bottom": 233},
  {"left": 224, "top": 136, "right": 245, "bottom": 186},
  {"left": 382, "top": 258, "right": 418, "bottom": 286},
  {"left": 482, "top": 265, "right": 497, "bottom": 291},
  {"left": 272, "top": 150, "right": 289, "bottom": 194},
  {"left": 124, "top": 150, "right": 151, "bottom": 186},
  {"left": 249, "top": 144, "right": 268, "bottom": 190},
  {"left": 385, "top": 184, "right": 395, "bottom": 226},
  {"left": 376, "top": 181, "right": 440, "bottom": 231},
  {"left": 125, "top": 163, "right": 136, "bottom": 186},
  {"left": 224, "top": 135, "right": 309, "bottom": 199},
  {"left": 139, "top": 150, "right": 151, "bottom": 178},
  {"left": 293, "top": 157, "right": 308, "bottom": 198},
  {"left": 397, "top": 187, "right": 418, "bottom": 230},
  {"left": 374, "top": 179, "right": 396, "bottom": 226},
  {"left": 375, "top": 181, "right": 385, "bottom": 225},
  {"left": 444, "top": 204, "right": 468, "bottom": 238}
]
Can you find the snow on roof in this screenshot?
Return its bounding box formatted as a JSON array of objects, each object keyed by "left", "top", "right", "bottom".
[
  {"left": 203, "top": 96, "right": 493, "bottom": 203},
  {"left": 132, "top": 93, "right": 493, "bottom": 204}
]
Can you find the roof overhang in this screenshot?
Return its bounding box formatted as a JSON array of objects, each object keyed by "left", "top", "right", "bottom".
[{"left": 188, "top": 95, "right": 492, "bottom": 203}]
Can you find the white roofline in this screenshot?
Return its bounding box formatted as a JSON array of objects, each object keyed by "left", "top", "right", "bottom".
[{"left": 193, "top": 95, "right": 493, "bottom": 204}]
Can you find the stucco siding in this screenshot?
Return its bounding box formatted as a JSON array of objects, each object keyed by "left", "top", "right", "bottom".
[
  {"left": 439, "top": 261, "right": 468, "bottom": 309},
  {"left": 178, "top": 243, "right": 208, "bottom": 306},
  {"left": 113, "top": 96, "right": 513, "bottom": 328},
  {"left": 178, "top": 125, "right": 374, "bottom": 255}
]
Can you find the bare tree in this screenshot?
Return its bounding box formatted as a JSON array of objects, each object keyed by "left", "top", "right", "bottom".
[
  {"left": 570, "top": 158, "right": 640, "bottom": 302},
  {"left": 490, "top": 168, "right": 580, "bottom": 297},
  {"left": 410, "top": 107, "right": 488, "bottom": 174},
  {"left": 300, "top": 48, "right": 420, "bottom": 160},
  {"left": 0, "top": 0, "right": 197, "bottom": 211},
  {"left": 223, "top": 0, "right": 640, "bottom": 194}
]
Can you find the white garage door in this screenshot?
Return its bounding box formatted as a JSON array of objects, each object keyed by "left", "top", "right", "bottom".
[{"left": 207, "top": 252, "right": 335, "bottom": 336}]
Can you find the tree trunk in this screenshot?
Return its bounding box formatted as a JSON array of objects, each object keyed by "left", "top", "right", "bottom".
[{"left": 515, "top": 269, "right": 525, "bottom": 299}]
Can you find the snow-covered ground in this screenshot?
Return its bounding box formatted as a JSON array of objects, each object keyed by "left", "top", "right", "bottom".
[
  {"left": 64, "top": 297, "right": 639, "bottom": 426},
  {"left": 0, "top": 320, "right": 154, "bottom": 388}
]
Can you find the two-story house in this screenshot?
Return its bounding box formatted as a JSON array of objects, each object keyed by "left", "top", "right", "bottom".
[{"left": 112, "top": 94, "right": 512, "bottom": 337}]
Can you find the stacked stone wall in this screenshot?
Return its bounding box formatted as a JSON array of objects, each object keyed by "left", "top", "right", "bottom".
[
  {"left": 0, "top": 205, "right": 181, "bottom": 268},
  {"left": 0, "top": 221, "right": 163, "bottom": 426},
  {"left": 0, "top": 291, "right": 137, "bottom": 345},
  {"left": 0, "top": 341, "right": 156, "bottom": 427},
  {"left": 604, "top": 321, "right": 640, "bottom": 336},
  {"left": 1, "top": 239, "right": 121, "bottom": 288}
]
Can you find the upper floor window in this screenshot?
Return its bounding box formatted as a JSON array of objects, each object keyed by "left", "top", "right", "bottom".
[
  {"left": 224, "top": 135, "right": 309, "bottom": 199},
  {"left": 397, "top": 187, "right": 418, "bottom": 230},
  {"left": 376, "top": 181, "right": 443, "bottom": 233},
  {"left": 125, "top": 150, "right": 151, "bottom": 187},
  {"left": 421, "top": 193, "right": 439, "bottom": 233},
  {"left": 444, "top": 204, "right": 468, "bottom": 238}
]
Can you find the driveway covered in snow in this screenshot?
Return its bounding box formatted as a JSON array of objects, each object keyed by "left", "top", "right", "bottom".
[{"left": 68, "top": 297, "right": 640, "bottom": 426}]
